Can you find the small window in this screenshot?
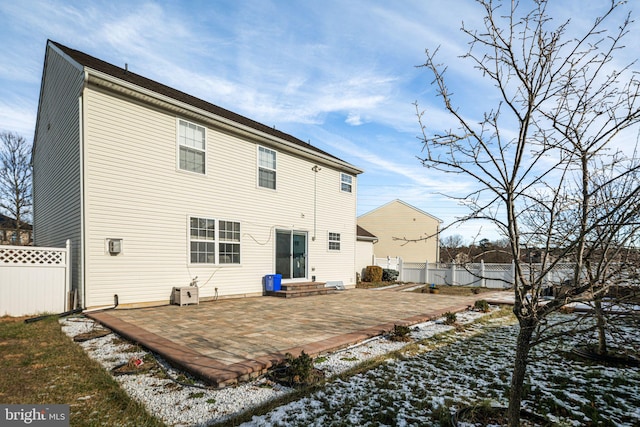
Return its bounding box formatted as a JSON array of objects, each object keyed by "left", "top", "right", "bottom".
[
  {"left": 328, "top": 232, "right": 341, "bottom": 251},
  {"left": 219, "top": 221, "right": 241, "bottom": 264},
  {"left": 190, "top": 217, "right": 215, "bottom": 263},
  {"left": 178, "top": 120, "right": 206, "bottom": 174},
  {"left": 258, "top": 146, "right": 276, "bottom": 189},
  {"left": 341, "top": 173, "right": 353, "bottom": 193}
]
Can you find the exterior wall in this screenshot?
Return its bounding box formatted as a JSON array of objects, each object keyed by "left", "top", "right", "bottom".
[
  {"left": 355, "top": 240, "right": 374, "bottom": 281},
  {"left": 32, "top": 46, "right": 84, "bottom": 303},
  {"left": 81, "top": 86, "right": 358, "bottom": 307},
  {"left": 358, "top": 200, "right": 440, "bottom": 263}
]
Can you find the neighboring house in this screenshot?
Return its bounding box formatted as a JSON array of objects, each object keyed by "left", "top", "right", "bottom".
[
  {"left": 357, "top": 199, "right": 442, "bottom": 263},
  {"left": 355, "top": 225, "right": 377, "bottom": 280},
  {"left": 32, "top": 40, "right": 362, "bottom": 309},
  {"left": 0, "top": 214, "right": 32, "bottom": 245}
]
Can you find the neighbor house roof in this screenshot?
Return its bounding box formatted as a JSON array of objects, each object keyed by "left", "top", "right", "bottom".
[
  {"left": 47, "top": 40, "right": 362, "bottom": 175},
  {"left": 0, "top": 214, "right": 32, "bottom": 230},
  {"left": 356, "top": 225, "right": 377, "bottom": 241},
  {"left": 358, "top": 199, "right": 443, "bottom": 223}
]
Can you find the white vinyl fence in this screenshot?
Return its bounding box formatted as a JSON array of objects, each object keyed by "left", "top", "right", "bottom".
[
  {"left": 0, "top": 240, "right": 71, "bottom": 316},
  {"left": 374, "top": 257, "right": 575, "bottom": 289}
]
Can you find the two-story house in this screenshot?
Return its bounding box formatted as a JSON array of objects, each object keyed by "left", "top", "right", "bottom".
[{"left": 32, "top": 40, "right": 362, "bottom": 309}]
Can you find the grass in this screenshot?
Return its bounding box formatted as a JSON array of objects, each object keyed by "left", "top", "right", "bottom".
[{"left": 0, "top": 315, "right": 165, "bottom": 427}]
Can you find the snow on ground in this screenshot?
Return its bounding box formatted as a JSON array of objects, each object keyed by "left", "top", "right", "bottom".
[{"left": 61, "top": 307, "right": 640, "bottom": 427}]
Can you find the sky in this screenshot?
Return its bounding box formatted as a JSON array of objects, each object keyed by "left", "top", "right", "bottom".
[{"left": 1, "top": 0, "right": 638, "bottom": 243}]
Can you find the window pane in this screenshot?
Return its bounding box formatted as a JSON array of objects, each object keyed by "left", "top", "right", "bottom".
[
  {"left": 341, "top": 174, "right": 352, "bottom": 193},
  {"left": 329, "top": 232, "right": 341, "bottom": 250},
  {"left": 259, "top": 147, "right": 276, "bottom": 169},
  {"left": 219, "top": 242, "right": 240, "bottom": 264},
  {"left": 259, "top": 168, "right": 276, "bottom": 189}
]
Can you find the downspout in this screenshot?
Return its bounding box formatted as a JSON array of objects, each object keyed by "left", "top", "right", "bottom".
[
  {"left": 311, "top": 165, "right": 321, "bottom": 241},
  {"left": 436, "top": 224, "right": 441, "bottom": 263},
  {"left": 79, "top": 69, "right": 89, "bottom": 309}
]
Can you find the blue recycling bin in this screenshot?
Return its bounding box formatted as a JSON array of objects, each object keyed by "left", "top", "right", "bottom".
[{"left": 265, "top": 274, "right": 282, "bottom": 291}]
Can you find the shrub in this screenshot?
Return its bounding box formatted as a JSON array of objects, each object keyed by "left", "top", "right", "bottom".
[
  {"left": 268, "top": 351, "right": 324, "bottom": 387},
  {"left": 382, "top": 268, "right": 399, "bottom": 282},
  {"left": 364, "top": 265, "right": 383, "bottom": 282},
  {"left": 389, "top": 324, "right": 412, "bottom": 342},
  {"left": 474, "top": 300, "right": 490, "bottom": 312},
  {"left": 443, "top": 312, "right": 457, "bottom": 325}
]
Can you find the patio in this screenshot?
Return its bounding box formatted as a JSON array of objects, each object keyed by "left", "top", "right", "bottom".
[{"left": 87, "top": 287, "right": 509, "bottom": 387}]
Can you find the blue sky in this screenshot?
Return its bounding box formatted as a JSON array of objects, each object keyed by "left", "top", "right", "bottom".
[{"left": 1, "top": 0, "right": 638, "bottom": 243}]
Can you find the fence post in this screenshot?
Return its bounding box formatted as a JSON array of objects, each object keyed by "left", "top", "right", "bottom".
[
  {"left": 65, "top": 239, "right": 72, "bottom": 309},
  {"left": 398, "top": 257, "right": 403, "bottom": 281},
  {"left": 424, "top": 260, "right": 429, "bottom": 284},
  {"left": 451, "top": 263, "right": 457, "bottom": 286},
  {"left": 480, "top": 260, "right": 486, "bottom": 287}
]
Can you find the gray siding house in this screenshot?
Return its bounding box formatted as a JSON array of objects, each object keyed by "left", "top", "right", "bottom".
[{"left": 33, "top": 40, "right": 362, "bottom": 309}]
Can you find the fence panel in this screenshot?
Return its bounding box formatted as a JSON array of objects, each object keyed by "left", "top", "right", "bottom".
[
  {"left": 374, "top": 258, "right": 574, "bottom": 289},
  {"left": 0, "top": 241, "right": 71, "bottom": 316},
  {"left": 401, "top": 262, "right": 426, "bottom": 283}
]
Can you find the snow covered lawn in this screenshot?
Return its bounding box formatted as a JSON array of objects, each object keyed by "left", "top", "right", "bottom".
[
  {"left": 62, "top": 309, "right": 639, "bottom": 426},
  {"left": 244, "top": 314, "right": 640, "bottom": 427}
]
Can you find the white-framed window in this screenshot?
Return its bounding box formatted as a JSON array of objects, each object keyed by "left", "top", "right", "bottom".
[
  {"left": 328, "top": 232, "right": 341, "bottom": 251},
  {"left": 178, "top": 119, "right": 206, "bottom": 174},
  {"left": 219, "top": 220, "right": 241, "bottom": 264},
  {"left": 258, "top": 146, "right": 277, "bottom": 189},
  {"left": 189, "top": 217, "right": 241, "bottom": 264},
  {"left": 341, "top": 173, "right": 353, "bottom": 193},
  {"left": 190, "top": 217, "right": 215, "bottom": 263}
]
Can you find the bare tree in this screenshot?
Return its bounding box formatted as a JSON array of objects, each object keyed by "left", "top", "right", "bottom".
[
  {"left": 0, "top": 131, "right": 32, "bottom": 244},
  {"left": 417, "top": 1, "right": 640, "bottom": 424}
]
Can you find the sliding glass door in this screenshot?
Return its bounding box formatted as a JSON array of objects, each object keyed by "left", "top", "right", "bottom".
[{"left": 275, "top": 230, "right": 307, "bottom": 280}]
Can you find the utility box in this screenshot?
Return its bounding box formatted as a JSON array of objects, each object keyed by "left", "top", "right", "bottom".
[{"left": 173, "top": 286, "right": 199, "bottom": 306}]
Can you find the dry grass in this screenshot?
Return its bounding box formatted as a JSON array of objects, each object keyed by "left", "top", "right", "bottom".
[{"left": 0, "top": 315, "right": 165, "bottom": 427}]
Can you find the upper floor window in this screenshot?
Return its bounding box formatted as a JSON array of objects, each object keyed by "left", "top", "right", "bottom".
[
  {"left": 258, "top": 146, "right": 277, "bottom": 189},
  {"left": 178, "top": 120, "right": 206, "bottom": 174},
  {"left": 341, "top": 173, "right": 353, "bottom": 193}
]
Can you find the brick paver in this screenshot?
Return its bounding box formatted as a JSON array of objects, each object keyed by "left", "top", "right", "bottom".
[{"left": 87, "top": 288, "right": 508, "bottom": 387}]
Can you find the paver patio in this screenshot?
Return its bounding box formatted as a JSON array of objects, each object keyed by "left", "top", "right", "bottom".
[{"left": 87, "top": 288, "right": 509, "bottom": 387}]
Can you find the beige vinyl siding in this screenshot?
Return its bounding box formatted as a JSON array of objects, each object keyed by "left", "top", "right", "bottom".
[
  {"left": 358, "top": 200, "right": 440, "bottom": 263},
  {"left": 32, "top": 46, "right": 84, "bottom": 302},
  {"left": 82, "top": 86, "right": 357, "bottom": 307}
]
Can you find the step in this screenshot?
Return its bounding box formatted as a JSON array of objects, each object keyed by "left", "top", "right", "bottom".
[
  {"left": 266, "top": 282, "right": 336, "bottom": 298},
  {"left": 281, "top": 282, "right": 327, "bottom": 291}
]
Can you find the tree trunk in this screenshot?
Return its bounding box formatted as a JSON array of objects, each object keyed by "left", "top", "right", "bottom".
[
  {"left": 507, "top": 318, "right": 535, "bottom": 427},
  {"left": 594, "top": 299, "right": 608, "bottom": 355}
]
